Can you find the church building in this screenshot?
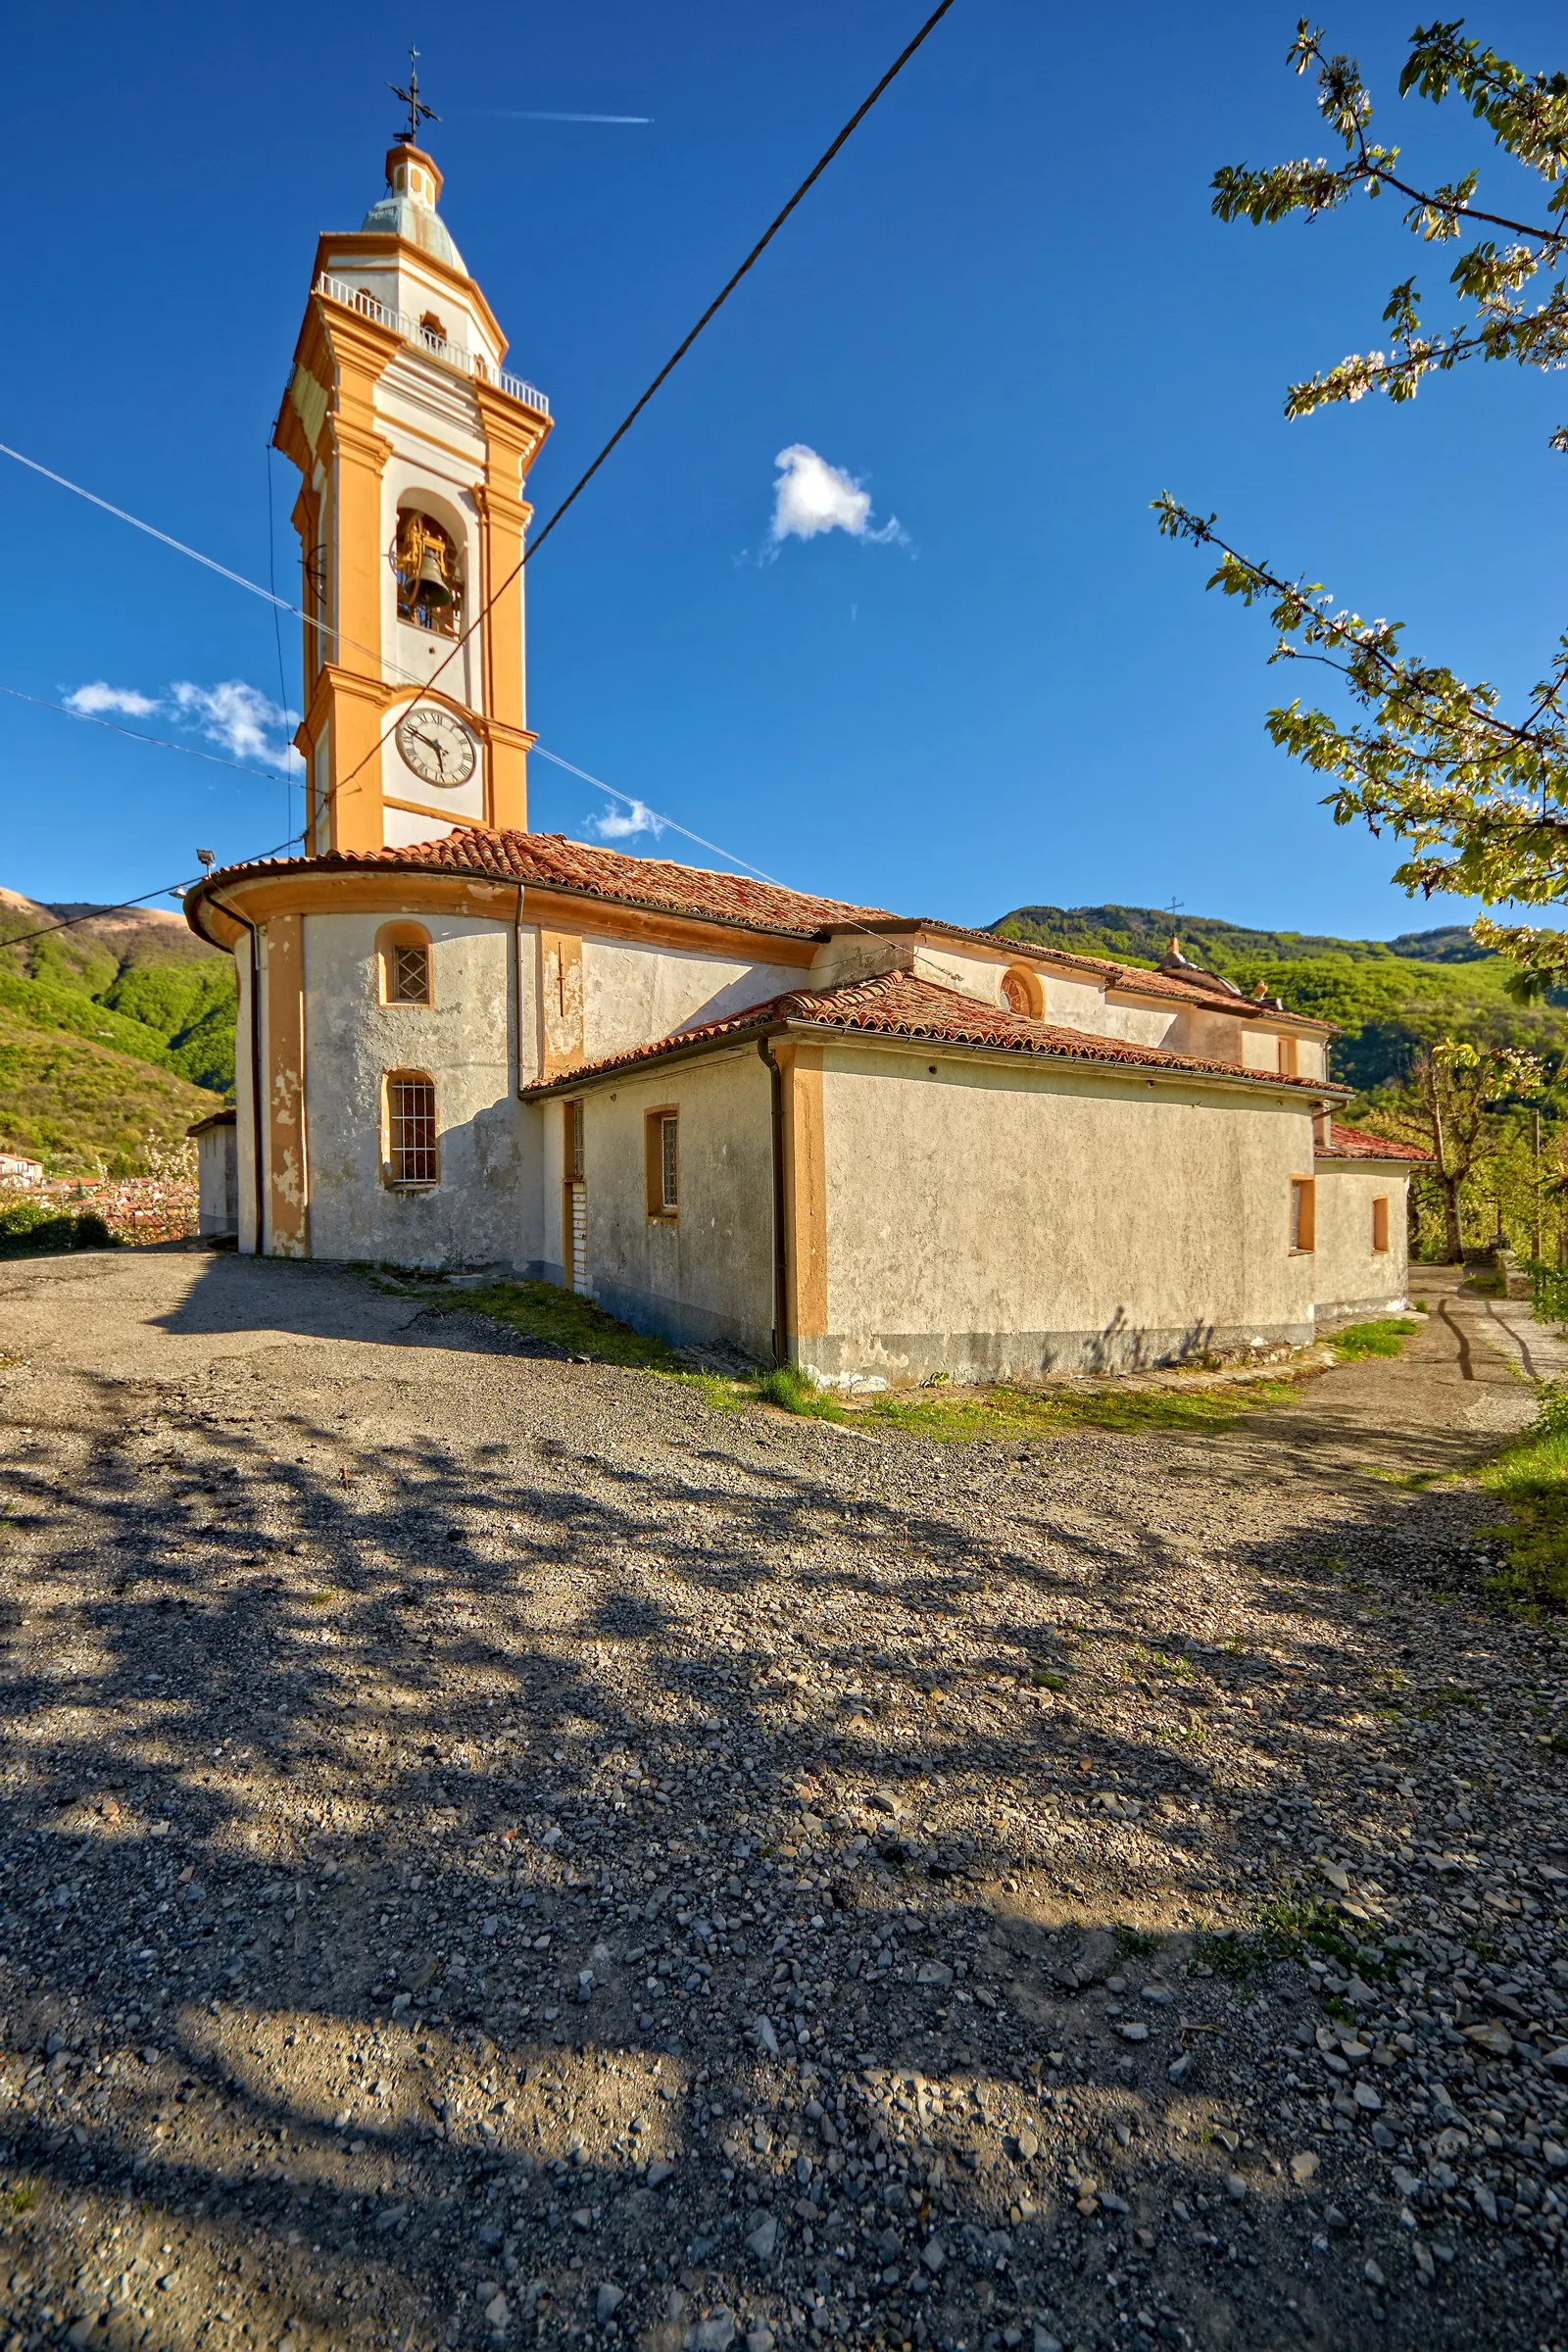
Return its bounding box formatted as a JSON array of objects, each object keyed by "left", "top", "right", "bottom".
[{"left": 186, "top": 122, "right": 1423, "bottom": 1384}]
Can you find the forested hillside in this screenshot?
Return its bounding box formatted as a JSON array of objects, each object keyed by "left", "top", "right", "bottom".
[
  {"left": 0, "top": 890, "right": 231, "bottom": 1174},
  {"left": 992, "top": 902, "right": 1568, "bottom": 1090}
]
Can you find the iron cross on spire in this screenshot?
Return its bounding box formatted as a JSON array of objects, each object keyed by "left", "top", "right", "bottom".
[{"left": 387, "top": 45, "right": 439, "bottom": 145}]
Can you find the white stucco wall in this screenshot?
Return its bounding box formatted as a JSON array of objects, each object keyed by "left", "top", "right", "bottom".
[
  {"left": 299, "top": 909, "right": 534, "bottom": 1270},
  {"left": 1313, "top": 1164, "right": 1410, "bottom": 1319},
  {"left": 569, "top": 1049, "right": 775, "bottom": 1359},
  {"left": 581, "top": 938, "right": 807, "bottom": 1063},
  {"left": 805, "top": 1049, "right": 1320, "bottom": 1383}
]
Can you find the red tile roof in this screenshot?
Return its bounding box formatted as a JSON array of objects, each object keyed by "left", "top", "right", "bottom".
[
  {"left": 196, "top": 827, "right": 1333, "bottom": 1025},
  {"left": 206, "top": 828, "right": 894, "bottom": 940},
  {"left": 525, "top": 968, "right": 1347, "bottom": 1096},
  {"left": 1316, "top": 1120, "right": 1429, "bottom": 1163}
]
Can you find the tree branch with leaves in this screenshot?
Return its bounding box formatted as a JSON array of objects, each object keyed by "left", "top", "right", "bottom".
[{"left": 1161, "top": 18, "right": 1568, "bottom": 983}]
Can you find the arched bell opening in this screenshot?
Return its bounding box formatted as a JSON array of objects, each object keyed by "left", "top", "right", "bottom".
[{"left": 392, "top": 507, "right": 465, "bottom": 637}]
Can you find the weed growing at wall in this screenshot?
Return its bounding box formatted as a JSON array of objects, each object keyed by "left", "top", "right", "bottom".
[{"left": 1330, "top": 1318, "right": 1419, "bottom": 1360}]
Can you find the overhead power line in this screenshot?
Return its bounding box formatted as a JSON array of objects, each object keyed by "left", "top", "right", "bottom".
[
  {"left": 0, "top": 876, "right": 207, "bottom": 956},
  {"left": 320, "top": 0, "right": 959, "bottom": 822},
  {"left": 3, "top": 0, "right": 957, "bottom": 926},
  {"left": 0, "top": 683, "right": 302, "bottom": 788}
]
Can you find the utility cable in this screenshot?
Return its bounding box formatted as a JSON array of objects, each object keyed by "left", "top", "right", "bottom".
[
  {"left": 0, "top": 874, "right": 208, "bottom": 956},
  {"left": 3, "top": 1, "right": 957, "bottom": 922},
  {"left": 0, "top": 441, "right": 430, "bottom": 692},
  {"left": 317, "top": 0, "right": 959, "bottom": 824},
  {"left": 0, "top": 683, "right": 303, "bottom": 789}
]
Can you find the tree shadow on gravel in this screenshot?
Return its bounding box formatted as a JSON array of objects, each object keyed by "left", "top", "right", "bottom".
[{"left": 0, "top": 1288, "right": 1563, "bottom": 2352}]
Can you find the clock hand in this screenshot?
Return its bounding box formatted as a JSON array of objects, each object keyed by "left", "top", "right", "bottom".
[{"left": 411, "top": 728, "right": 449, "bottom": 775}]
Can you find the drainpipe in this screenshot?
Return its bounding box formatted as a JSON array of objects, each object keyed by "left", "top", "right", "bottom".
[
  {"left": 757, "top": 1034, "right": 788, "bottom": 1367},
  {"left": 210, "top": 891, "right": 266, "bottom": 1255}
]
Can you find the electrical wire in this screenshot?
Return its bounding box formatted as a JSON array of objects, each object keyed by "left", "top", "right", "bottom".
[
  {"left": 4, "top": 0, "right": 957, "bottom": 925},
  {"left": 0, "top": 874, "right": 208, "bottom": 956},
  {"left": 0, "top": 683, "right": 303, "bottom": 789},
  {"left": 528, "top": 746, "right": 792, "bottom": 889},
  {"left": 317, "top": 0, "right": 959, "bottom": 826},
  {"left": 0, "top": 442, "right": 430, "bottom": 692}
]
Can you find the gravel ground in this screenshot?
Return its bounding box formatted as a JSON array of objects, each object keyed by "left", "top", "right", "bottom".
[{"left": 0, "top": 1250, "right": 1565, "bottom": 2352}]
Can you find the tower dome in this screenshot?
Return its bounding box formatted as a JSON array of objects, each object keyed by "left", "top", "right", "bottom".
[{"left": 360, "top": 142, "right": 467, "bottom": 273}]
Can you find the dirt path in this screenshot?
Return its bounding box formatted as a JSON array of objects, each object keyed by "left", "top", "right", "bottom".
[{"left": 0, "top": 1249, "right": 1564, "bottom": 2352}]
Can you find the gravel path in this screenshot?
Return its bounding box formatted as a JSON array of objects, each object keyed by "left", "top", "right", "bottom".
[{"left": 0, "top": 1250, "right": 1564, "bottom": 2352}]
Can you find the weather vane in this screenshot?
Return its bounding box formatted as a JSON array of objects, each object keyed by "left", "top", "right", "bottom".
[{"left": 387, "top": 44, "right": 439, "bottom": 145}]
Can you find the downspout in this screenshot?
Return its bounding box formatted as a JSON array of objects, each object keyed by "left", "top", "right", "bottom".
[
  {"left": 209, "top": 891, "right": 266, "bottom": 1255},
  {"left": 757, "top": 1035, "right": 788, "bottom": 1367}
]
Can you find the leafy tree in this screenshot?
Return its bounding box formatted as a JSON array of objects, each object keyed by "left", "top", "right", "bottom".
[
  {"left": 1393, "top": 1039, "right": 1543, "bottom": 1257},
  {"left": 1157, "top": 19, "right": 1568, "bottom": 982}
]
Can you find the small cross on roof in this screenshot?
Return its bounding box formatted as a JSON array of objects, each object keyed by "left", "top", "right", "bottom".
[{"left": 387, "top": 44, "right": 439, "bottom": 145}]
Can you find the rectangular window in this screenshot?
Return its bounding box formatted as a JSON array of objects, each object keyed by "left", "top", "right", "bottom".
[
  {"left": 387, "top": 1076, "right": 438, "bottom": 1186},
  {"left": 392, "top": 944, "right": 430, "bottom": 1004},
  {"left": 645, "top": 1108, "right": 678, "bottom": 1219},
  {"left": 564, "top": 1099, "right": 584, "bottom": 1181},
  {"left": 1290, "top": 1177, "right": 1315, "bottom": 1254},
  {"left": 1372, "top": 1195, "right": 1391, "bottom": 1253},
  {"left": 1277, "top": 1036, "right": 1300, "bottom": 1078}
]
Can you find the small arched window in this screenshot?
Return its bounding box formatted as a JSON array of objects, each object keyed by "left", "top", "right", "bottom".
[
  {"left": 419, "top": 311, "right": 448, "bottom": 349},
  {"left": 376, "top": 921, "right": 433, "bottom": 1006},
  {"left": 393, "top": 508, "right": 464, "bottom": 637},
  {"left": 385, "top": 1071, "right": 438, "bottom": 1188},
  {"left": 1001, "top": 965, "right": 1044, "bottom": 1019}
]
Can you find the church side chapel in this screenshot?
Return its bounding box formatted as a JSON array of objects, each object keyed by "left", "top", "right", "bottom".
[{"left": 187, "top": 105, "right": 1424, "bottom": 1386}]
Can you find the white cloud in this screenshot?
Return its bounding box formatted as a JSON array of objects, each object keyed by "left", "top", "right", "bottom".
[
  {"left": 66, "top": 681, "right": 160, "bottom": 717},
  {"left": 172, "top": 680, "right": 301, "bottom": 771},
  {"left": 588, "top": 798, "right": 664, "bottom": 842},
  {"left": 768, "top": 444, "right": 905, "bottom": 550}
]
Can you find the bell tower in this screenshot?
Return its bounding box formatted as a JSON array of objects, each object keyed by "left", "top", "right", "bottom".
[{"left": 272, "top": 68, "right": 553, "bottom": 856}]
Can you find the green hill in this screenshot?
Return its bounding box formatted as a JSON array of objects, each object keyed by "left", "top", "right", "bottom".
[
  {"left": 990, "top": 903, "right": 1568, "bottom": 1090},
  {"left": 0, "top": 889, "right": 233, "bottom": 1174}
]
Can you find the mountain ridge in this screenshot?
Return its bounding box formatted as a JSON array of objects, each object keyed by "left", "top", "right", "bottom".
[{"left": 989, "top": 901, "right": 1567, "bottom": 1090}]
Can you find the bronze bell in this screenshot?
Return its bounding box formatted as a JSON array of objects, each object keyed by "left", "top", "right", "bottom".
[{"left": 416, "top": 549, "right": 452, "bottom": 606}]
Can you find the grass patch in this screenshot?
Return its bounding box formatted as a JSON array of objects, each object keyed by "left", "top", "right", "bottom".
[
  {"left": 852, "top": 1377, "right": 1298, "bottom": 1445},
  {"left": 6, "top": 2184, "right": 36, "bottom": 2215},
  {"left": 410, "top": 1278, "right": 681, "bottom": 1370},
  {"left": 744, "top": 1364, "right": 847, "bottom": 1420},
  {"left": 1330, "top": 1318, "right": 1420, "bottom": 1360},
  {"left": 1477, "top": 1378, "right": 1568, "bottom": 1612},
  {"left": 1111, "top": 1924, "right": 1163, "bottom": 1960},
  {"left": 1196, "top": 1895, "right": 1392, "bottom": 1984}
]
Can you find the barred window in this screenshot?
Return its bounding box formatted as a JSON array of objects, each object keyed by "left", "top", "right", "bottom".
[
  {"left": 387, "top": 1073, "right": 438, "bottom": 1187},
  {"left": 376, "top": 921, "right": 433, "bottom": 1006},
  {"left": 391, "top": 944, "right": 430, "bottom": 1004}
]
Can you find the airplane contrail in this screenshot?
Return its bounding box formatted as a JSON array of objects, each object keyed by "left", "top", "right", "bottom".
[{"left": 475, "top": 109, "right": 652, "bottom": 123}]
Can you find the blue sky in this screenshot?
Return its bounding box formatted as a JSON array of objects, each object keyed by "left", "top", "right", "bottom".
[{"left": 6, "top": 0, "right": 1565, "bottom": 940}]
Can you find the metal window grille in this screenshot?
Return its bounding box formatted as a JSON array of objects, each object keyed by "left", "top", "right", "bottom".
[
  {"left": 661, "top": 1114, "right": 678, "bottom": 1213},
  {"left": 392, "top": 945, "right": 430, "bottom": 1004},
  {"left": 388, "top": 1077, "right": 438, "bottom": 1185}
]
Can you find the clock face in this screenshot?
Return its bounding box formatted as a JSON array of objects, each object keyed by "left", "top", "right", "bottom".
[{"left": 395, "top": 705, "right": 477, "bottom": 789}]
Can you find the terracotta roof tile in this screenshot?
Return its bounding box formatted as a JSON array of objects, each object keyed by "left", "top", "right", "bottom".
[
  {"left": 194, "top": 829, "right": 1330, "bottom": 1021},
  {"left": 204, "top": 827, "right": 893, "bottom": 941},
  {"left": 1317, "top": 1119, "right": 1429, "bottom": 1163},
  {"left": 525, "top": 968, "right": 1346, "bottom": 1096}
]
